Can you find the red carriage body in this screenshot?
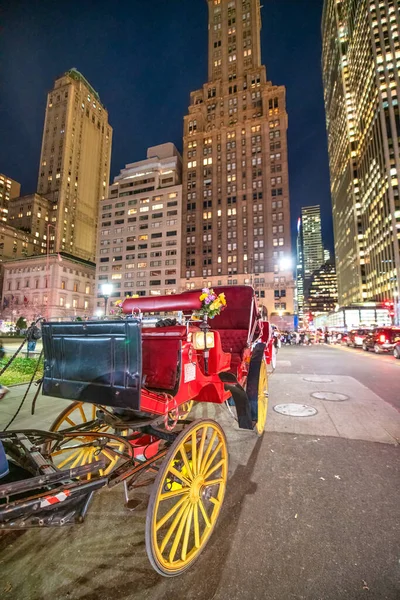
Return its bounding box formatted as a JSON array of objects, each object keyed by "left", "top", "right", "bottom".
[
  {"left": 0, "top": 285, "right": 271, "bottom": 577},
  {"left": 119, "top": 286, "right": 263, "bottom": 423}
]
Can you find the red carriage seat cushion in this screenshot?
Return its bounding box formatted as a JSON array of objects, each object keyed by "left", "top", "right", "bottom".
[
  {"left": 217, "top": 330, "right": 248, "bottom": 376},
  {"left": 141, "top": 327, "right": 185, "bottom": 391}
]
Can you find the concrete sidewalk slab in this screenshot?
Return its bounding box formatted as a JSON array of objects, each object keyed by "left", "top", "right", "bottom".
[
  {"left": 267, "top": 373, "right": 400, "bottom": 445},
  {"left": 0, "top": 385, "right": 72, "bottom": 430}
]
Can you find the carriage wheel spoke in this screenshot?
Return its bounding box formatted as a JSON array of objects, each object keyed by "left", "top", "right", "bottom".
[
  {"left": 70, "top": 449, "right": 86, "bottom": 469},
  {"left": 203, "top": 477, "right": 224, "bottom": 487},
  {"left": 169, "top": 503, "right": 191, "bottom": 562},
  {"left": 181, "top": 505, "right": 194, "bottom": 561},
  {"left": 191, "top": 431, "right": 197, "bottom": 477},
  {"left": 57, "top": 448, "right": 82, "bottom": 469},
  {"left": 199, "top": 498, "right": 211, "bottom": 528},
  {"left": 200, "top": 430, "right": 217, "bottom": 472},
  {"left": 204, "top": 458, "right": 225, "bottom": 481},
  {"left": 160, "top": 499, "right": 190, "bottom": 553},
  {"left": 159, "top": 487, "right": 190, "bottom": 501},
  {"left": 78, "top": 405, "right": 87, "bottom": 423},
  {"left": 203, "top": 442, "right": 223, "bottom": 477},
  {"left": 193, "top": 503, "right": 200, "bottom": 548},
  {"left": 168, "top": 466, "right": 191, "bottom": 487},
  {"left": 101, "top": 448, "right": 119, "bottom": 462},
  {"left": 65, "top": 417, "right": 77, "bottom": 427},
  {"left": 197, "top": 426, "right": 208, "bottom": 474},
  {"left": 156, "top": 494, "right": 188, "bottom": 532},
  {"left": 180, "top": 444, "right": 194, "bottom": 481}
]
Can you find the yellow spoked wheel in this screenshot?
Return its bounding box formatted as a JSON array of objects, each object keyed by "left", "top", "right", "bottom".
[
  {"left": 48, "top": 401, "right": 127, "bottom": 478},
  {"left": 255, "top": 359, "right": 268, "bottom": 436},
  {"left": 146, "top": 419, "right": 228, "bottom": 576},
  {"left": 169, "top": 400, "right": 194, "bottom": 422}
]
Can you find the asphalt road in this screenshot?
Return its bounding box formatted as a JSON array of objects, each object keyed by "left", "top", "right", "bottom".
[
  {"left": 276, "top": 343, "right": 400, "bottom": 411},
  {"left": 0, "top": 344, "right": 399, "bottom": 600}
]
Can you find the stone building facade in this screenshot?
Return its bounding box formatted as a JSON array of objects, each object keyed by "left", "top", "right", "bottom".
[
  {"left": 1, "top": 253, "right": 95, "bottom": 321},
  {"left": 36, "top": 68, "right": 112, "bottom": 261},
  {"left": 95, "top": 144, "right": 182, "bottom": 307},
  {"left": 181, "top": 0, "right": 294, "bottom": 319}
]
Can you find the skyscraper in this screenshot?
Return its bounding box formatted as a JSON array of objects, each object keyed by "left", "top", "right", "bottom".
[
  {"left": 0, "top": 174, "right": 20, "bottom": 223},
  {"left": 182, "top": 0, "right": 293, "bottom": 319},
  {"left": 95, "top": 143, "right": 183, "bottom": 305},
  {"left": 37, "top": 69, "right": 112, "bottom": 262},
  {"left": 301, "top": 205, "right": 324, "bottom": 281},
  {"left": 322, "top": 0, "right": 400, "bottom": 306},
  {"left": 307, "top": 261, "right": 338, "bottom": 316},
  {"left": 296, "top": 217, "right": 305, "bottom": 326}
]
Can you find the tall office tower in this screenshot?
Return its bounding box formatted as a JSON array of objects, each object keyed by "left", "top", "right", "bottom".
[
  {"left": 37, "top": 69, "right": 112, "bottom": 261},
  {"left": 296, "top": 217, "right": 305, "bottom": 326},
  {"left": 182, "top": 0, "right": 293, "bottom": 318},
  {"left": 95, "top": 144, "right": 182, "bottom": 305},
  {"left": 307, "top": 261, "right": 338, "bottom": 316},
  {"left": 301, "top": 205, "right": 324, "bottom": 281},
  {"left": 0, "top": 174, "right": 20, "bottom": 223},
  {"left": 322, "top": 0, "right": 400, "bottom": 306}
]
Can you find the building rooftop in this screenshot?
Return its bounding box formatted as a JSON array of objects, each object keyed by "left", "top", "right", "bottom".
[
  {"left": 64, "top": 68, "right": 101, "bottom": 103},
  {"left": 3, "top": 251, "right": 95, "bottom": 269}
]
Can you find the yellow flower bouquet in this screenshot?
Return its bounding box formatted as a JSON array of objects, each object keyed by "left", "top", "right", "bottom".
[{"left": 196, "top": 288, "right": 227, "bottom": 319}]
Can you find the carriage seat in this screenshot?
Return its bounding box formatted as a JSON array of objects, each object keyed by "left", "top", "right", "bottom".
[
  {"left": 217, "top": 330, "right": 248, "bottom": 376},
  {"left": 141, "top": 326, "right": 186, "bottom": 391}
]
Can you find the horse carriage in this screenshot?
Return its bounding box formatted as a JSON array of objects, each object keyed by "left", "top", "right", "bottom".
[{"left": 0, "top": 285, "right": 271, "bottom": 576}]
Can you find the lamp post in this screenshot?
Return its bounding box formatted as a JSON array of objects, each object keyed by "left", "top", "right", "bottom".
[{"left": 101, "top": 283, "right": 113, "bottom": 317}]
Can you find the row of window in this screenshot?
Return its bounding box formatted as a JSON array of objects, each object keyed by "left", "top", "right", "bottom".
[{"left": 98, "top": 279, "right": 177, "bottom": 291}]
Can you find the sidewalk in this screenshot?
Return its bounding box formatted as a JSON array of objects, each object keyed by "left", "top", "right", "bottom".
[
  {"left": 0, "top": 368, "right": 399, "bottom": 599},
  {"left": 0, "top": 384, "right": 72, "bottom": 430},
  {"left": 2, "top": 370, "right": 400, "bottom": 444}
]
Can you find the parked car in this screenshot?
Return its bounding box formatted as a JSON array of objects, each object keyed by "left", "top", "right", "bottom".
[
  {"left": 394, "top": 341, "right": 400, "bottom": 359},
  {"left": 347, "top": 328, "right": 370, "bottom": 348},
  {"left": 363, "top": 327, "right": 400, "bottom": 353}
]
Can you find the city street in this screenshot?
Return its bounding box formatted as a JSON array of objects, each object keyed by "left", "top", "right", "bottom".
[
  {"left": 275, "top": 343, "right": 400, "bottom": 412},
  {"left": 0, "top": 343, "right": 399, "bottom": 600}
]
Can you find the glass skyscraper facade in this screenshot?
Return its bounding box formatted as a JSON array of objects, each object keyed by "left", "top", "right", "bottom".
[{"left": 322, "top": 0, "right": 400, "bottom": 306}]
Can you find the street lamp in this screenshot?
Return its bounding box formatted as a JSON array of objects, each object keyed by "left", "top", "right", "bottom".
[
  {"left": 101, "top": 283, "right": 113, "bottom": 316},
  {"left": 279, "top": 256, "right": 293, "bottom": 272}
]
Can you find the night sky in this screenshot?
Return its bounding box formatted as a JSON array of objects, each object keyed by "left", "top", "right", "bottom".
[{"left": 0, "top": 0, "right": 333, "bottom": 254}]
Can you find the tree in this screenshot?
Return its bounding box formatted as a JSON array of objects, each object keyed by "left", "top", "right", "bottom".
[{"left": 15, "top": 317, "right": 27, "bottom": 332}]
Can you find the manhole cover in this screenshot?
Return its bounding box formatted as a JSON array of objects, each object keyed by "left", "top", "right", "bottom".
[
  {"left": 273, "top": 403, "right": 318, "bottom": 417},
  {"left": 303, "top": 376, "right": 333, "bottom": 383},
  {"left": 311, "top": 391, "right": 349, "bottom": 402}
]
